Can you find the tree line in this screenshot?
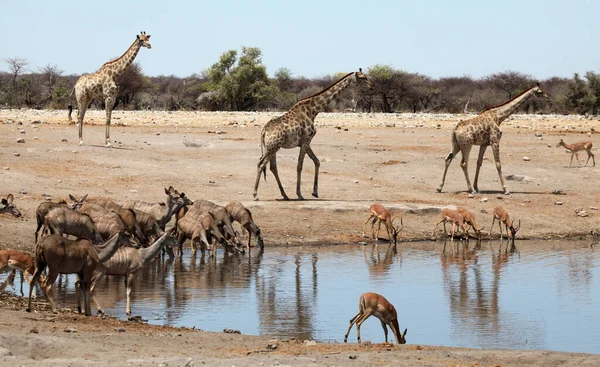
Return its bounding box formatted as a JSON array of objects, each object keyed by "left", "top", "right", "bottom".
[{"left": 2, "top": 47, "right": 600, "bottom": 115}]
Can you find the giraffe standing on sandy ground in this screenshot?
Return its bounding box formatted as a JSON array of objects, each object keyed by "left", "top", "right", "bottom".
[
  {"left": 68, "top": 32, "right": 151, "bottom": 147},
  {"left": 437, "top": 84, "right": 550, "bottom": 195},
  {"left": 253, "top": 69, "right": 372, "bottom": 201}
]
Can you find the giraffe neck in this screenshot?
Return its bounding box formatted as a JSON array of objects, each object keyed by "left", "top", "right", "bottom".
[
  {"left": 99, "top": 38, "right": 142, "bottom": 78},
  {"left": 299, "top": 72, "right": 355, "bottom": 119},
  {"left": 485, "top": 87, "right": 537, "bottom": 123}
]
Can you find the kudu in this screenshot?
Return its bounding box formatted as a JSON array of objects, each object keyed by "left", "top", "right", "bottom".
[
  {"left": 81, "top": 196, "right": 148, "bottom": 245},
  {"left": 225, "top": 201, "right": 264, "bottom": 250},
  {"left": 42, "top": 207, "right": 104, "bottom": 244},
  {"left": 26, "top": 232, "right": 126, "bottom": 316},
  {"left": 123, "top": 186, "right": 192, "bottom": 230},
  {"left": 89, "top": 233, "right": 177, "bottom": 317}
]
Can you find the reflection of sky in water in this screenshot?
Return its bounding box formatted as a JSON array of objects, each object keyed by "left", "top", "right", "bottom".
[{"left": 3, "top": 241, "right": 599, "bottom": 354}]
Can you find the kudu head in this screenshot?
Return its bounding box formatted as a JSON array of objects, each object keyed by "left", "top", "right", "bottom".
[
  {"left": 165, "top": 186, "right": 193, "bottom": 209},
  {"left": 68, "top": 194, "right": 88, "bottom": 211},
  {"left": 0, "top": 194, "right": 21, "bottom": 217}
]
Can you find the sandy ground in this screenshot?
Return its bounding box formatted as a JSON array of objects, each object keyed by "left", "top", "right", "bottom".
[{"left": 0, "top": 109, "right": 599, "bottom": 366}]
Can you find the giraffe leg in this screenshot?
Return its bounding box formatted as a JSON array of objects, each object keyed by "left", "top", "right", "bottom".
[
  {"left": 473, "top": 145, "right": 488, "bottom": 193},
  {"left": 77, "top": 96, "right": 90, "bottom": 146},
  {"left": 459, "top": 145, "right": 475, "bottom": 193},
  {"left": 270, "top": 155, "right": 289, "bottom": 200},
  {"left": 491, "top": 143, "right": 509, "bottom": 195},
  {"left": 305, "top": 146, "right": 320, "bottom": 198},
  {"left": 295, "top": 147, "right": 307, "bottom": 200},
  {"left": 253, "top": 154, "right": 270, "bottom": 200},
  {"left": 104, "top": 95, "right": 115, "bottom": 148},
  {"left": 437, "top": 138, "right": 461, "bottom": 193}
]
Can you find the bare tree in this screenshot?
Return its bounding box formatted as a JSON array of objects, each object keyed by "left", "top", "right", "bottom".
[
  {"left": 5, "top": 58, "right": 28, "bottom": 87},
  {"left": 485, "top": 71, "right": 532, "bottom": 100},
  {"left": 39, "top": 64, "right": 64, "bottom": 101}
]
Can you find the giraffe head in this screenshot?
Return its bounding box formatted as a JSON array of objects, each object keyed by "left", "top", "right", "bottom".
[
  {"left": 354, "top": 68, "right": 373, "bottom": 90},
  {"left": 137, "top": 31, "right": 152, "bottom": 49},
  {"left": 533, "top": 83, "right": 550, "bottom": 102}
]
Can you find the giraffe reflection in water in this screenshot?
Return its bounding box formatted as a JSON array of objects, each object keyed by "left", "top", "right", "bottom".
[
  {"left": 440, "top": 237, "right": 543, "bottom": 349},
  {"left": 255, "top": 251, "right": 318, "bottom": 340}
]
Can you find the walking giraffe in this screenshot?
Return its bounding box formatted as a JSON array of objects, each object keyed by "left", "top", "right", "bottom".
[
  {"left": 437, "top": 84, "right": 550, "bottom": 195},
  {"left": 68, "top": 32, "right": 151, "bottom": 147},
  {"left": 253, "top": 69, "right": 372, "bottom": 200}
]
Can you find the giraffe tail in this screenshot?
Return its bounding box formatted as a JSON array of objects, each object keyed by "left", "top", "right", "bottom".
[
  {"left": 260, "top": 129, "right": 267, "bottom": 182},
  {"left": 67, "top": 87, "right": 76, "bottom": 122}
]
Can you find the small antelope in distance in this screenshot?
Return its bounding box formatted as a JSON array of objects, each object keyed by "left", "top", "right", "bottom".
[
  {"left": 344, "top": 292, "right": 407, "bottom": 345},
  {"left": 0, "top": 194, "right": 21, "bottom": 217},
  {"left": 457, "top": 207, "right": 485, "bottom": 239},
  {"left": 490, "top": 206, "right": 519, "bottom": 241},
  {"left": 433, "top": 208, "right": 468, "bottom": 241},
  {"left": 362, "top": 204, "right": 403, "bottom": 244},
  {"left": 556, "top": 139, "right": 595, "bottom": 167},
  {"left": 0, "top": 249, "right": 37, "bottom": 296}
]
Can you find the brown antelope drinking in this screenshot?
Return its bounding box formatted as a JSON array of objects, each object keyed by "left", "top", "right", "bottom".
[
  {"left": 490, "top": 206, "right": 520, "bottom": 242},
  {"left": 344, "top": 292, "right": 407, "bottom": 345},
  {"left": 556, "top": 139, "right": 595, "bottom": 167},
  {"left": 362, "top": 204, "right": 403, "bottom": 244},
  {"left": 433, "top": 208, "right": 468, "bottom": 241},
  {"left": 457, "top": 207, "right": 485, "bottom": 239}
]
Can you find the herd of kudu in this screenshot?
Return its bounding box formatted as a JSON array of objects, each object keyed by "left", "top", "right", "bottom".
[{"left": 0, "top": 188, "right": 264, "bottom": 318}]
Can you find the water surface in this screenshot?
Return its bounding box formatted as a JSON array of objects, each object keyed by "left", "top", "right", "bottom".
[{"left": 3, "top": 240, "right": 599, "bottom": 354}]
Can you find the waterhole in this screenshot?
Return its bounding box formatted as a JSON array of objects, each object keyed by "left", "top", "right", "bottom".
[{"left": 3, "top": 240, "right": 599, "bottom": 354}]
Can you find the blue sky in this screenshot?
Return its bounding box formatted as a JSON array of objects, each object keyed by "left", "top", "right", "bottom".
[{"left": 1, "top": 0, "right": 598, "bottom": 79}]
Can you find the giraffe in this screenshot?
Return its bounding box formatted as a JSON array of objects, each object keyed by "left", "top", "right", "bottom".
[
  {"left": 68, "top": 32, "right": 151, "bottom": 147},
  {"left": 437, "top": 84, "right": 550, "bottom": 195},
  {"left": 253, "top": 69, "right": 372, "bottom": 200}
]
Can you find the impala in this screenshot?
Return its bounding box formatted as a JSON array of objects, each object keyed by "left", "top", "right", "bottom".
[
  {"left": 433, "top": 208, "right": 468, "bottom": 241},
  {"left": 344, "top": 292, "right": 407, "bottom": 344},
  {"left": 362, "top": 204, "right": 403, "bottom": 244},
  {"left": 556, "top": 139, "right": 595, "bottom": 167},
  {"left": 490, "top": 207, "right": 519, "bottom": 241}
]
